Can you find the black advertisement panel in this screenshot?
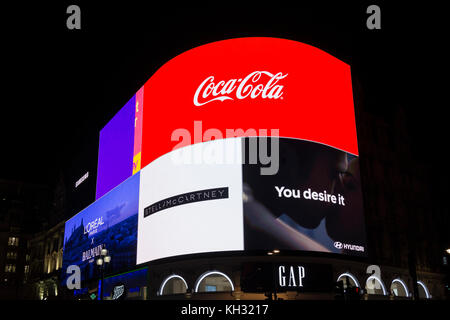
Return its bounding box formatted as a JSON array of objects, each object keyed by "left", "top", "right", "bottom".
[{"left": 243, "top": 137, "right": 367, "bottom": 257}]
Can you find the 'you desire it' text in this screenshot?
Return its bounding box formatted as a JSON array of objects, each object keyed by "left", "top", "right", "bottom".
[{"left": 274, "top": 186, "right": 345, "bottom": 206}]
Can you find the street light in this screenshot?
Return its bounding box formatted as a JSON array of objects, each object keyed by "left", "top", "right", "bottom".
[
  {"left": 446, "top": 248, "right": 450, "bottom": 254},
  {"left": 96, "top": 248, "right": 111, "bottom": 300}
]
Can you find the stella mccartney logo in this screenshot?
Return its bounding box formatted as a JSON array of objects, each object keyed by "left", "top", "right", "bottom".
[
  {"left": 193, "top": 71, "right": 288, "bottom": 106},
  {"left": 144, "top": 187, "right": 229, "bottom": 217}
]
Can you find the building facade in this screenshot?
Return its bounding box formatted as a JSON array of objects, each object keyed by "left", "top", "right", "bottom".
[
  {"left": 0, "top": 179, "right": 51, "bottom": 299},
  {"left": 26, "top": 221, "right": 65, "bottom": 300}
]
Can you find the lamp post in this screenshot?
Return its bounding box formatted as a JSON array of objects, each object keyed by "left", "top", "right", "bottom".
[{"left": 96, "top": 248, "right": 111, "bottom": 300}]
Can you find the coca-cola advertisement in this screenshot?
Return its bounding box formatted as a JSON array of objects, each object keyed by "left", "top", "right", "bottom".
[
  {"left": 193, "top": 71, "right": 287, "bottom": 106},
  {"left": 140, "top": 37, "right": 358, "bottom": 168},
  {"left": 132, "top": 37, "right": 366, "bottom": 262}
]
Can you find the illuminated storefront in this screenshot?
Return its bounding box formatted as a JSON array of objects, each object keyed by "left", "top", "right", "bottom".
[{"left": 61, "top": 37, "right": 439, "bottom": 300}]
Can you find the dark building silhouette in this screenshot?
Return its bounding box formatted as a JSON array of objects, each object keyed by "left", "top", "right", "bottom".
[
  {"left": 354, "top": 79, "right": 449, "bottom": 298},
  {"left": 0, "top": 179, "right": 52, "bottom": 299}
]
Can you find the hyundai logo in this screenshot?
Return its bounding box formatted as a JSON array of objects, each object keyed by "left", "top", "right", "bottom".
[{"left": 334, "top": 241, "right": 343, "bottom": 249}]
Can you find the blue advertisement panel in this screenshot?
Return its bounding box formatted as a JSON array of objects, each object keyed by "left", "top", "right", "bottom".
[
  {"left": 98, "top": 267, "right": 148, "bottom": 300},
  {"left": 62, "top": 172, "right": 140, "bottom": 285}
]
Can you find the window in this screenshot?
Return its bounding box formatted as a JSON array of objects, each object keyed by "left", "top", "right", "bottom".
[
  {"left": 159, "top": 275, "right": 188, "bottom": 295},
  {"left": 55, "top": 254, "right": 60, "bottom": 271},
  {"left": 205, "top": 285, "right": 217, "bottom": 292},
  {"left": 195, "top": 271, "right": 234, "bottom": 293},
  {"left": 6, "top": 252, "right": 17, "bottom": 260},
  {"left": 24, "top": 265, "right": 30, "bottom": 274},
  {"left": 365, "top": 275, "right": 387, "bottom": 295},
  {"left": 390, "top": 279, "right": 409, "bottom": 297},
  {"left": 337, "top": 272, "right": 360, "bottom": 289},
  {"left": 53, "top": 238, "right": 59, "bottom": 252},
  {"left": 5, "top": 264, "right": 16, "bottom": 273},
  {"left": 25, "top": 254, "right": 30, "bottom": 262},
  {"left": 8, "top": 237, "right": 19, "bottom": 246},
  {"left": 417, "top": 281, "right": 431, "bottom": 299}
]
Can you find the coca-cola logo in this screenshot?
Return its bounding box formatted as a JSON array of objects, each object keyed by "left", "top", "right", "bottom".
[{"left": 193, "top": 71, "right": 287, "bottom": 106}]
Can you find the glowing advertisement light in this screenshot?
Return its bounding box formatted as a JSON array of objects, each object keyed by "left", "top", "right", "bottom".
[
  {"left": 140, "top": 37, "right": 358, "bottom": 167},
  {"left": 62, "top": 173, "right": 140, "bottom": 285},
  {"left": 92, "top": 37, "right": 366, "bottom": 264},
  {"left": 96, "top": 96, "right": 136, "bottom": 199}
]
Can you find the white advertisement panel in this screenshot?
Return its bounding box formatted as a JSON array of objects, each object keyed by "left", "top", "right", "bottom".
[{"left": 137, "top": 138, "right": 244, "bottom": 263}]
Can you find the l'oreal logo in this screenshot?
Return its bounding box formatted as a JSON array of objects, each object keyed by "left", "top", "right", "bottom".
[
  {"left": 84, "top": 217, "right": 104, "bottom": 236},
  {"left": 193, "top": 71, "right": 287, "bottom": 106}
]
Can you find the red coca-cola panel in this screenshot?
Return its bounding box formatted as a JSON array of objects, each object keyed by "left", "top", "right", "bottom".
[{"left": 141, "top": 37, "right": 358, "bottom": 168}]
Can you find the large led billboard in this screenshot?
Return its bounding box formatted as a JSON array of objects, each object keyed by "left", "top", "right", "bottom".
[
  {"left": 96, "top": 87, "right": 144, "bottom": 200},
  {"left": 137, "top": 139, "right": 244, "bottom": 263},
  {"left": 96, "top": 96, "right": 136, "bottom": 199},
  {"left": 242, "top": 137, "right": 366, "bottom": 255},
  {"left": 92, "top": 37, "right": 366, "bottom": 266},
  {"left": 136, "top": 139, "right": 366, "bottom": 263},
  {"left": 140, "top": 37, "right": 358, "bottom": 167},
  {"left": 62, "top": 172, "right": 140, "bottom": 285}
]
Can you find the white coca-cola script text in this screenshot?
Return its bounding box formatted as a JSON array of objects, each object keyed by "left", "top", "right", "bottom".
[{"left": 193, "top": 71, "right": 287, "bottom": 106}]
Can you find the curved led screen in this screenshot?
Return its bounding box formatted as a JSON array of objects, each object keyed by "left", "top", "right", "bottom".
[
  {"left": 135, "top": 37, "right": 366, "bottom": 263},
  {"left": 62, "top": 173, "right": 140, "bottom": 285},
  {"left": 66, "top": 38, "right": 366, "bottom": 275},
  {"left": 140, "top": 37, "right": 358, "bottom": 166}
]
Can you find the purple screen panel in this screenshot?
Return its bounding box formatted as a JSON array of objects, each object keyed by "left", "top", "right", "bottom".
[{"left": 96, "top": 96, "right": 136, "bottom": 199}]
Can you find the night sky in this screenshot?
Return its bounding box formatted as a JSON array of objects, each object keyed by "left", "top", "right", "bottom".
[{"left": 1, "top": 2, "right": 446, "bottom": 189}]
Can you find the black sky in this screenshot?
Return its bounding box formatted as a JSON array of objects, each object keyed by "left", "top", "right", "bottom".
[{"left": 1, "top": 2, "right": 446, "bottom": 188}]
